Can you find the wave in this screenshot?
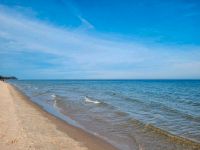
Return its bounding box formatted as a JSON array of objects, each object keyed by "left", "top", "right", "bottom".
[
  {"left": 109, "top": 92, "right": 200, "bottom": 122},
  {"left": 51, "top": 94, "right": 56, "bottom": 98},
  {"left": 127, "top": 118, "right": 200, "bottom": 148},
  {"left": 84, "top": 96, "right": 101, "bottom": 104},
  {"left": 144, "top": 123, "right": 200, "bottom": 148}
]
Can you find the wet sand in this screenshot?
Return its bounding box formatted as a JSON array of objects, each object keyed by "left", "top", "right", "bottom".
[{"left": 0, "top": 81, "right": 118, "bottom": 150}]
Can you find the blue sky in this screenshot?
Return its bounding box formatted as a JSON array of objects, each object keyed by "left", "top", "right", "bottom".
[{"left": 0, "top": 0, "right": 200, "bottom": 79}]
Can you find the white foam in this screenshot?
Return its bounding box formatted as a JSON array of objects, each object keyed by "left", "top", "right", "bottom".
[
  {"left": 53, "top": 99, "right": 57, "bottom": 108},
  {"left": 84, "top": 96, "right": 101, "bottom": 104},
  {"left": 51, "top": 94, "right": 56, "bottom": 98}
]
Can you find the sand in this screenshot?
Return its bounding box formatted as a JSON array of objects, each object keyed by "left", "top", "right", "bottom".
[{"left": 0, "top": 81, "right": 117, "bottom": 150}]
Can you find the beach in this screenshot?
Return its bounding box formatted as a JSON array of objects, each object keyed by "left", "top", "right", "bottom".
[
  {"left": 0, "top": 81, "right": 117, "bottom": 150},
  {"left": 1, "top": 80, "right": 200, "bottom": 150}
]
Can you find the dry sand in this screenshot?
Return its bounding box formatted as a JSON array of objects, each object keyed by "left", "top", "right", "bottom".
[{"left": 0, "top": 81, "right": 117, "bottom": 150}]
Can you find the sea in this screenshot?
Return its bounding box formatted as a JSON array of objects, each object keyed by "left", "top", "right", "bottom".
[{"left": 9, "top": 80, "right": 200, "bottom": 150}]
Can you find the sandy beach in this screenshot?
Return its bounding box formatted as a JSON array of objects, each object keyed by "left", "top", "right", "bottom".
[{"left": 0, "top": 81, "right": 117, "bottom": 150}]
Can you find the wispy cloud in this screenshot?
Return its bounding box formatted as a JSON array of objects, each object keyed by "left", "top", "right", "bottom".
[
  {"left": 0, "top": 4, "right": 200, "bottom": 79},
  {"left": 77, "top": 15, "right": 94, "bottom": 29}
]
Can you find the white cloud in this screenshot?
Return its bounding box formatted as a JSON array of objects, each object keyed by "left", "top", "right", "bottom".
[
  {"left": 0, "top": 5, "right": 200, "bottom": 79},
  {"left": 77, "top": 15, "right": 94, "bottom": 29}
]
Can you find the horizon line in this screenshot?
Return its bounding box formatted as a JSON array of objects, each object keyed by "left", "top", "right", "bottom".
[{"left": 14, "top": 78, "right": 200, "bottom": 80}]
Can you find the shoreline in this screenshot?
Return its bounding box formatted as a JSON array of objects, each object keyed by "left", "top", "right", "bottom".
[
  {"left": 0, "top": 81, "right": 118, "bottom": 150},
  {"left": 2, "top": 80, "right": 200, "bottom": 150}
]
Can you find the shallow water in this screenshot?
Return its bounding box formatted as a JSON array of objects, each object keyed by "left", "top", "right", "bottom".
[{"left": 10, "top": 80, "right": 200, "bottom": 150}]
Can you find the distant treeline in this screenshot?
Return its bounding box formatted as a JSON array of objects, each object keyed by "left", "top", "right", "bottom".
[{"left": 0, "top": 75, "right": 17, "bottom": 80}]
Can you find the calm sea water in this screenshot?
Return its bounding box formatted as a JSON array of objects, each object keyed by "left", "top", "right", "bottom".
[{"left": 10, "top": 80, "right": 200, "bottom": 150}]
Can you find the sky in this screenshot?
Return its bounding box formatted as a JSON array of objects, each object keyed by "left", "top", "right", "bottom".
[{"left": 0, "top": 0, "right": 200, "bottom": 79}]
